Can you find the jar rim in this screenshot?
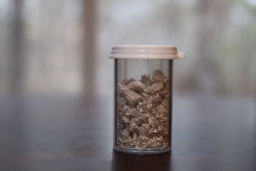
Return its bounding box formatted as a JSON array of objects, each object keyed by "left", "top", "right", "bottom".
[{"left": 110, "top": 45, "right": 185, "bottom": 59}]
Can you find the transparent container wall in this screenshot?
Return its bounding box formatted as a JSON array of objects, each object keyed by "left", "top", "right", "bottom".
[{"left": 114, "top": 59, "right": 173, "bottom": 154}]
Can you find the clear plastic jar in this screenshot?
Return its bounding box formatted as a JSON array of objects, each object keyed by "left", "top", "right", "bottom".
[{"left": 110, "top": 45, "right": 184, "bottom": 154}]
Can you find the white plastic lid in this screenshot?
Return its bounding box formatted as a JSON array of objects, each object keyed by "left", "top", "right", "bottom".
[{"left": 110, "top": 45, "right": 184, "bottom": 59}]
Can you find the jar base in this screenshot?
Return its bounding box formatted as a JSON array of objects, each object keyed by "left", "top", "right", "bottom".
[{"left": 113, "top": 147, "right": 171, "bottom": 155}]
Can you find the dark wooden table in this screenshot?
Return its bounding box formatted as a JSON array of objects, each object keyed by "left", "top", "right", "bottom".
[{"left": 0, "top": 96, "right": 255, "bottom": 171}]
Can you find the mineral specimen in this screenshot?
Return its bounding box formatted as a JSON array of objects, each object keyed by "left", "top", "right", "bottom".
[{"left": 116, "top": 70, "right": 169, "bottom": 150}]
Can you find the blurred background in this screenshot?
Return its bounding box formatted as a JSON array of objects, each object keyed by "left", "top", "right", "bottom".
[{"left": 0, "top": 0, "right": 255, "bottom": 100}]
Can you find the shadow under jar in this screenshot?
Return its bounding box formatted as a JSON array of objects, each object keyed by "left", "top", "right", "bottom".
[{"left": 110, "top": 45, "right": 184, "bottom": 154}]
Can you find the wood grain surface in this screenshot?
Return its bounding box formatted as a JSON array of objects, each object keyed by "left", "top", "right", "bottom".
[{"left": 0, "top": 96, "right": 255, "bottom": 171}]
